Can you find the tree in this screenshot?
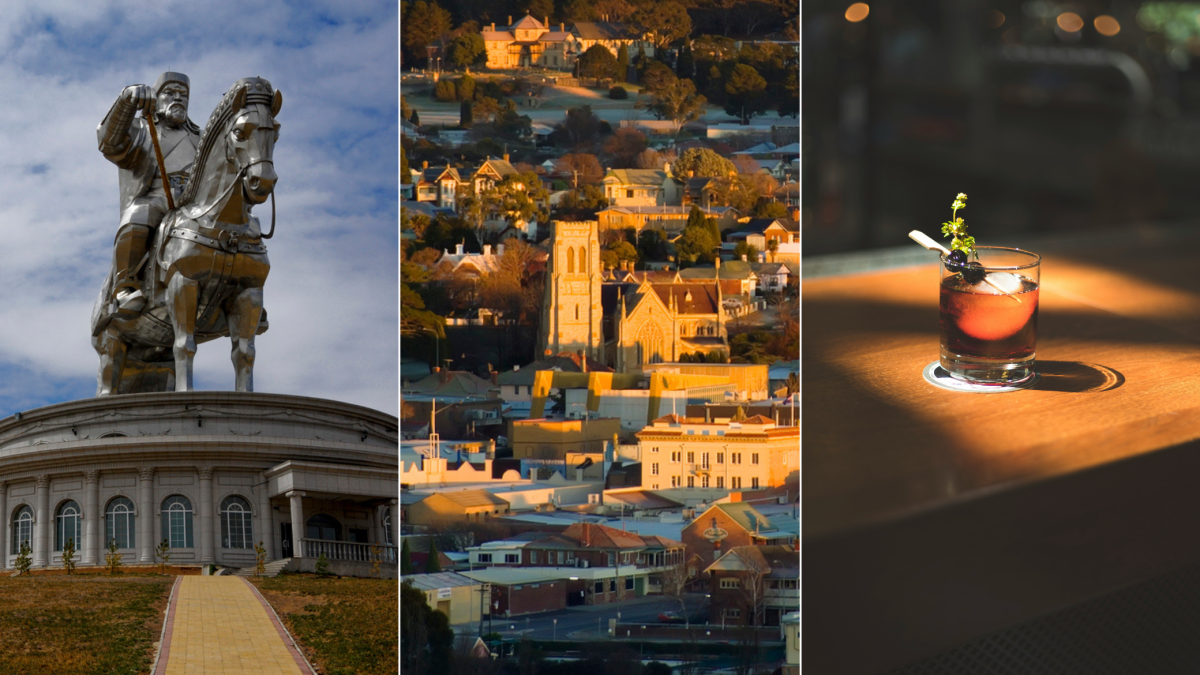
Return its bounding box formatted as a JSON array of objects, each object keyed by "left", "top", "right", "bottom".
[
  {"left": 411, "top": 109, "right": 421, "bottom": 126},
  {"left": 676, "top": 41, "right": 695, "bottom": 78},
  {"left": 448, "top": 33, "right": 486, "bottom": 71},
  {"left": 457, "top": 73, "right": 476, "bottom": 102},
  {"left": 62, "top": 537, "right": 77, "bottom": 574},
  {"left": 642, "top": 78, "right": 707, "bottom": 136},
  {"left": 401, "top": 145, "right": 410, "bottom": 181},
  {"left": 472, "top": 95, "right": 501, "bottom": 123},
  {"left": 766, "top": 237, "right": 780, "bottom": 261},
  {"left": 755, "top": 200, "right": 790, "bottom": 220},
  {"left": 776, "top": 68, "right": 799, "bottom": 118},
  {"left": 638, "top": 228, "right": 669, "bottom": 262},
  {"left": 634, "top": 147, "right": 662, "bottom": 169},
  {"left": 494, "top": 100, "right": 532, "bottom": 140},
  {"left": 402, "top": 580, "right": 456, "bottom": 675},
  {"left": 15, "top": 542, "right": 31, "bottom": 575},
  {"left": 155, "top": 539, "right": 171, "bottom": 574},
  {"left": 601, "top": 240, "right": 639, "bottom": 270},
  {"left": 633, "top": 0, "right": 693, "bottom": 51},
  {"left": 686, "top": 205, "right": 706, "bottom": 231},
  {"left": 435, "top": 78, "right": 457, "bottom": 102},
  {"left": 460, "top": 100, "right": 473, "bottom": 128},
  {"left": 484, "top": 172, "right": 549, "bottom": 228},
  {"left": 560, "top": 153, "right": 604, "bottom": 183},
  {"left": 674, "top": 222, "right": 718, "bottom": 267},
  {"left": 673, "top": 147, "right": 736, "bottom": 179},
  {"left": 578, "top": 45, "right": 620, "bottom": 84},
  {"left": 526, "top": 0, "right": 555, "bottom": 23},
  {"left": 402, "top": 538, "right": 414, "bottom": 574},
  {"left": 402, "top": 1, "right": 453, "bottom": 67},
  {"left": 563, "top": 0, "right": 598, "bottom": 22},
  {"left": 560, "top": 105, "right": 602, "bottom": 146},
  {"left": 602, "top": 127, "right": 648, "bottom": 168},
  {"left": 640, "top": 60, "right": 677, "bottom": 95},
  {"left": 617, "top": 44, "right": 630, "bottom": 81},
  {"left": 426, "top": 536, "right": 442, "bottom": 573},
  {"left": 734, "top": 241, "right": 759, "bottom": 262},
  {"left": 724, "top": 63, "right": 769, "bottom": 124},
  {"left": 709, "top": 173, "right": 760, "bottom": 213}
]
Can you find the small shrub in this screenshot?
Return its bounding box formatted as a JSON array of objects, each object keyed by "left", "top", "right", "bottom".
[
  {"left": 156, "top": 539, "right": 171, "bottom": 574},
  {"left": 255, "top": 541, "right": 267, "bottom": 577},
  {"left": 315, "top": 553, "right": 331, "bottom": 576},
  {"left": 62, "top": 537, "right": 77, "bottom": 574},
  {"left": 15, "top": 542, "right": 31, "bottom": 575},
  {"left": 105, "top": 539, "right": 123, "bottom": 575},
  {"left": 434, "top": 78, "right": 457, "bottom": 102},
  {"left": 370, "top": 545, "right": 382, "bottom": 579},
  {"left": 609, "top": 86, "right": 628, "bottom": 100}
]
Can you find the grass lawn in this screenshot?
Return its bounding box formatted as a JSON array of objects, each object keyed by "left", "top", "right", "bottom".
[
  {"left": 252, "top": 573, "right": 398, "bottom": 675},
  {"left": 0, "top": 573, "right": 174, "bottom": 675}
]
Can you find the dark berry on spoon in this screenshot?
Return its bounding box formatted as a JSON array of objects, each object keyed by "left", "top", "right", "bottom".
[{"left": 947, "top": 250, "right": 967, "bottom": 266}]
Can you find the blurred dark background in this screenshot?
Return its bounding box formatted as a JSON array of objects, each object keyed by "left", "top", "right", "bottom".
[{"left": 803, "top": 0, "right": 1200, "bottom": 255}]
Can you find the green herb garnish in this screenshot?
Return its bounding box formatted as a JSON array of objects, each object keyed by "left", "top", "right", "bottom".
[{"left": 941, "top": 193, "right": 974, "bottom": 257}]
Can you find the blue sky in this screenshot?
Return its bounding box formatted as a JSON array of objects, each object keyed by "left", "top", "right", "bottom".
[{"left": 0, "top": 0, "right": 397, "bottom": 416}]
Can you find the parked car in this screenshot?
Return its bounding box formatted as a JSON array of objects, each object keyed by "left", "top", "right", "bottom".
[{"left": 657, "top": 611, "right": 684, "bottom": 624}]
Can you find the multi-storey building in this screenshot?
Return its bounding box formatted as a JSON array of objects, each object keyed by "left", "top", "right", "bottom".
[
  {"left": 705, "top": 544, "right": 799, "bottom": 626},
  {"left": 636, "top": 414, "right": 795, "bottom": 493},
  {"left": 482, "top": 15, "right": 578, "bottom": 70},
  {"left": 681, "top": 502, "right": 798, "bottom": 567},
  {"left": 601, "top": 167, "right": 680, "bottom": 207}
]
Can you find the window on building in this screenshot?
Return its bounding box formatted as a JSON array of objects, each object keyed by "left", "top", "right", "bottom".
[
  {"left": 702, "top": 453, "right": 710, "bottom": 468},
  {"left": 651, "top": 446, "right": 658, "bottom": 453},
  {"left": 531, "top": 551, "right": 538, "bottom": 564},
  {"left": 595, "top": 581, "right": 604, "bottom": 594},
  {"left": 505, "top": 553, "right": 520, "bottom": 564},
  {"left": 716, "top": 476, "right": 724, "bottom": 488},
  {"left": 575, "top": 305, "right": 579, "bottom": 320},
  {"left": 671, "top": 451, "right": 679, "bottom": 463},
  {"left": 567, "top": 246, "right": 575, "bottom": 273},
  {"left": 105, "top": 497, "right": 135, "bottom": 550},
  {"left": 687, "top": 476, "right": 694, "bottom": 488},
  {"left": 383, "top": 507, "right": 393, "bottom": 547},
  {"left": 220, "top": 496, "right": 253, "bottom": 549},
  {"left": 716, "top": 452, "right": 723, "bottom": 464},
  {"left": 626, "top": 577, "right": 634, "bottom": 590},
  {"left": 162, "top": 495, "right": 195, "bottom": 549},
  {"left": 651, "top": 463, "right": 659, "bottom": 476},
  {"left": 670, "top": 476, "right": 679, "bottom": 487},
  {"left": 752, "top": 453, "right": 759, "bottom": 465},
  {"left": 610, "top": 580, "right": 616, "bottom": 591},
  {"left": 686, "top": 452, "right": 694, "bottom": 464},
  {"left": 752, "top": 477, "right": 760, "bottom": 489},
  {"left": 478, "top": 553, "right": 493, "bottom": 563},
  {"left": 732, "top": 453, "right": 742, "bottom": 465},
  {"left": 11, "top": 505, "right": 32, "bottom": 555},
  {"left": 702, "top": 476, "right": 709, "bottom": 488},
  {"left": 720, "top": 578, "right": 740, "bottom": 589},
  {"left": 306, "top": 513, "right": 341, "bottom": 542},
  {"left": 608, "top": 552, "right": 614, "bottom": 565},
  {"left": 626, "top": 189, "right": 633, "bottom": 198},
  {"left": 55, "top": 500, "right": 82, "bottom": 552},
  {"left": 732, "top": 477, "right": 741, "bottom": 489},
  {"left": 724, "top": 608, "right": 741, "bottom": 619}
]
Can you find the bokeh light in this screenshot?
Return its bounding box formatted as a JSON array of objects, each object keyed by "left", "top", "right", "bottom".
[
  {"left": 989, "top": 10, "right": 1006, "bottom": 28},
  {"left": 845, "top": 3, "right": 870, "bottom": 23},
  {"left": 1094, "top": 15, "right": 1121, "bottom": 36},
  {"left": 1057, "top": 12, "right": 1084, "bottom": 32}
]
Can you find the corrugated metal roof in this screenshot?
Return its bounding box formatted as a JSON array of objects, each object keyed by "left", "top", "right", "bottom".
[{"left": 402, "top": 571, "right": 480, "bottom": 590}]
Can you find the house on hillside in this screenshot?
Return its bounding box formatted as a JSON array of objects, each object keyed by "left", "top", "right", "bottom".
[
  {"left": 415, "top": 164, "right": 462, "bottom": 211},
  {"left": 602, "top": 167, "right": 680, "bottom": 207},
  {"left": 570, "top": 22, "right": 656, "bottom": 60},
  {"left": 706, "top": 545, "right": 799, "bottom": 626},
  {"left": 482, "top": 15, "right": 579, "bottom": 70}
]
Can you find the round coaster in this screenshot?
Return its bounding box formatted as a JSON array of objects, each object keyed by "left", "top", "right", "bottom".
[{"left": 922, "top": 361, "right": 1040, "bottom": 393}]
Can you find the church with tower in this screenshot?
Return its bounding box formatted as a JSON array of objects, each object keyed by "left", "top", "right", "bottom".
[{"left": 539, "top": 220, "right": 730, "bottom": 372}]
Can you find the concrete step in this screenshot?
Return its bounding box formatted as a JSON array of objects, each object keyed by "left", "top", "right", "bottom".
[{"left": 234, "top": 558, "right": 292, "bottom": 578}]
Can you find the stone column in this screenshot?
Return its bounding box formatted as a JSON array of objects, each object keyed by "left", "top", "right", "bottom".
[
  {"left": 34, "top": 475, "right": 49, "bottom": 567},
  {"left": 0, "top": 481, "right": 7, "bottom": 570},
  {"left": 257, "top": 472, "right": 273, "bottom": 561},
  {"left": 84, "top": 471, "right": 100, "bottom": 566},
  {"left": 390, "top": 499, "right": 400, "bottom": 552},
  {"left": 138, "top": 467, "right": 155, "bottom": 563},
  {"left": 198, "top": 467, "right": 215, "bottom": 564},
  {"left": 287, "top": 491, "right": 305, "bottom": 559}
]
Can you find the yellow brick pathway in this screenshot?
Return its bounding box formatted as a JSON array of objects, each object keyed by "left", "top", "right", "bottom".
[{"left": 159, "top": 576, "right": 309, "bottom": 675}]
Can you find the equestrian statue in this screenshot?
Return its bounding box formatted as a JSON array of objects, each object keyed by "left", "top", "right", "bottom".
[{"left": 91, "top": 74, "right": 282, "bottom": 395}]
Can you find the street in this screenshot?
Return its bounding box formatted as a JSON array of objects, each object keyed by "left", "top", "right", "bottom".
[{"left": 455, "top": 593, "right": 709, "bottom": 641}]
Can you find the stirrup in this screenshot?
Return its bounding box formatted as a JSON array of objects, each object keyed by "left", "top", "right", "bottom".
[{"left": 112, "top": 280, "right": 146, "bottom": 316}]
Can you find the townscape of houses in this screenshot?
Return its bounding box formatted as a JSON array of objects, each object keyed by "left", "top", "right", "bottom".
[{"left": 401, "top": 18, "right": 799, "bottom": 672}]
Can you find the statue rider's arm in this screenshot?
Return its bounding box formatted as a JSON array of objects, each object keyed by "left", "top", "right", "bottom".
[{"left": 97, "top": 85, "right": 153, "bottom": 166}]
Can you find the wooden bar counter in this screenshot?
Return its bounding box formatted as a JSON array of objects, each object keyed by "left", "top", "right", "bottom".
[{"left": 804, "top": 231, "right": 1200, "bottom": 673}]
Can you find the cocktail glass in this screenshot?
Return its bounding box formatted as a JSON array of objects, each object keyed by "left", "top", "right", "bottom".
[{"left": 939, "top": 246, "right": 1041, "bottom": 385}]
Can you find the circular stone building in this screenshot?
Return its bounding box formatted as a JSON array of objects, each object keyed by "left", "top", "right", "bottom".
[{"left": 0, "top": 391, "right": 398, "bottom": 575}]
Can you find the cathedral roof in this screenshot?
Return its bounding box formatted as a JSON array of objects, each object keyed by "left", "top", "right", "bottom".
[{"left": 650, "top": 284, "right": 720, "bottom": 315}]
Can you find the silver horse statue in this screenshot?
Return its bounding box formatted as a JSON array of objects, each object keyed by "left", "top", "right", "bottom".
[{"left": 91, "top": 77, "right": 282, "bottom": 395}]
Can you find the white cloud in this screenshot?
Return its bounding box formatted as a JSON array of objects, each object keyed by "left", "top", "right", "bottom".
[{"left": 0, "top": 0, "right": 398, "bottom": 416}]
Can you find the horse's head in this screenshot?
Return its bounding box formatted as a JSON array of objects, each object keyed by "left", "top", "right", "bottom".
[{"left": 226, "top": 77, "right": 282, "bottom": 205}]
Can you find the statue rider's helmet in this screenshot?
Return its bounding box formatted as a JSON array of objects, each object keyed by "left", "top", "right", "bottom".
[{"left": 154, "top": 71, "right": 190, "bottom": 99}]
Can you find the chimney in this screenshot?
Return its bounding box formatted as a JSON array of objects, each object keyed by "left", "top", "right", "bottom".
[
  {"left": 491, "top": 22, "right": 496, "bottom": 30},
  {"left": 497, "top": 243, "right": 506, "bottom": 257},
  {"left": 508, "top": 15, "right": 512, "bottom": 24},
  {"left": 503, "top": 153, "right": 510, "bottom": 162},
  {"left": 579, "top": 349, "right": 587, "bottom": 373},
  {"left": 456, "top": 243, "right": 465, "bottom": 255},
  {"left": 561, "top": 22, "right": 565, "bottom": 31},
  {"left": 544, "top": 15, "right": 548, "bottom": 27},
  {"left": 714, "top": 256, "right": 721, "bottom": 269},
  {"left": 688, "top": 170, "right": 694, "bottom": 178},
  {"left": 741, "top": 254, "right": 747, "bottom": 261},
  {"left": 422, "top": 160, "right": 429, "bottom": 169},
  {"left": 484, "top": 244, "right": 492, "bottom": 256}
]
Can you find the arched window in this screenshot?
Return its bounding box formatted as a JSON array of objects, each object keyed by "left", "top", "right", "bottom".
[
  {"left": 306, "top": 514, "right": 341, "bottom": 542},
  {"left": 383, "top": 508, "right": 393, "bottom": 547},
  {"left": 220, "top": 496, "right": 253, "bottom": 549},
  {"left": 579, "top": 246, "right": 587, "bottom": 275},
  {"left": 105, "top": 497, "right": 135, "bottom": 549},
  {"left": 55, "top": 501, "right": 81, "bottom": 552},
  {"left": 161, "top": 496, "right": 194, "bottom": 548},
  {"left": 11, "top": 505, "right": 32, "bottom": 555},
  {"left": 566, "top": 246, "right": 575, "bottom": 274}
]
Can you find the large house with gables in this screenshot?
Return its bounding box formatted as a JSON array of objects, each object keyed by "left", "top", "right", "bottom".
[{"left": 482, "top": 15, "right": 578, "bottom": 70}]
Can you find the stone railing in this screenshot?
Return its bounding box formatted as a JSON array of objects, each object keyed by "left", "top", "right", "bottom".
[{"left": 301, "top": 538, "right": 397, "bottom": 563}]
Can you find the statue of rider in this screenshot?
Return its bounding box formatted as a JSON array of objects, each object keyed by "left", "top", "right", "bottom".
[{"left": 96, "top": 72, "right": 202, "bottom": 319}]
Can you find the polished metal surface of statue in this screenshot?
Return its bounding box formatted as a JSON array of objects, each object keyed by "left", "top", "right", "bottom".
[{"left": 91, "top": 76, "right": 282, "bottom": 396}]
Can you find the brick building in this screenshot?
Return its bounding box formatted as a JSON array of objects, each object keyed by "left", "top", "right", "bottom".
[
  {"left": 682, "top": 502, "right": 797, "bottom": 567},
  {"left": 705, "top": 545, "right": 799, "bottom": 627}
]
